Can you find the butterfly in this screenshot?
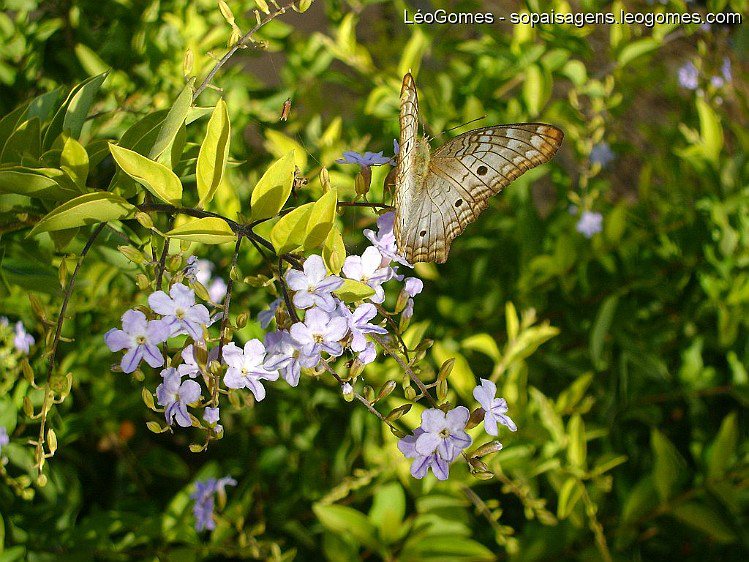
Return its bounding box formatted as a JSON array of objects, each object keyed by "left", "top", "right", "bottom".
[{"left": 393, "top": 73, "right": 564, "bottom": 264}]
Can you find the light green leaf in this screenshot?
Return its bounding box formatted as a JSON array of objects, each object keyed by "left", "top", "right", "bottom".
[
  {"left": 109, "top": 143, "right": 182, "bottom": 205},
  {"left": 304, "top": 188, "right": 337, "bottom": 250},
  {"left": 264, "top": 130, "right": 307, "bottom": 170},
  {"left": 74, "top": 43, "right": 110, "bottom": 76},
  {"left": 461, "top": 333, "right": 501, "bottom": 364},
  {"left": 313, "top": 504, "right": 382, "bottom": 553},
  {"left": 250, "top": 150, "right": 296, "bottom": 220},
  {"left": 696, "top": 97, "right": 723, "bottom": 164},
  {"left": 45, "top": 72, "right": 108, "bottom": 148},
  {"left": 557, "top": 478, "right": 584, "bottom": 519},
  {"left": 400, "top": 535, "right": 495, "bottom": 561},
  {"left": 0, "top": 168, "right": 78, "bottom": 201},
  {"left": 617, "top": 38, "right": 660, "bottom": 68},
  {"left": 333, "top": 279, "right": 375, "bottom": 302},
  {"left": 29, "top": 192, "right": 135, "bottom": 236},
  {"left": 60, "top": 136, "right": 89, "bottom": 188},
  {"left": 567, "top": 414, "right": 587, "bottom": 468},
  {"left": 197, "top": 99, "right": 231, "bottom": 207},
  {"left": 270, "top": 203, "right": 314, "bottom": 254},
  {"left": 522, "top": 64, "right": 548, "bottom": 116},
  {"left": 323, "top": 226, "right": 346, "bottom": 274},
  {"left": 150, "top": 82, "right": 194, "bottom": 164},
  {"left": 432, "top": 343, "right": 475, "bottom": 402},
  {"left": 369, "top": 482, "right": 405, "bottom": 545},
  {"left": 166, "top": 217, "right": 236, "bottom": 245}
]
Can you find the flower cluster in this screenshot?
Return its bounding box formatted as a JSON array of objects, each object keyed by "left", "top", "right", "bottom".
[
  {"left": 185, "top": 256, "right": 227, "bottom": 303},
  {"left": 398, "top": 378, "right": 516, "bottom": 480},
  {"left": 191, "top": 476, "right": 237, "bottom": 532},
  {"left": 1, "top": 317, "right": 35, "bottom": 355},
  {"left": 575, "top": 210, "right": 604, "bottom": 238},
  {"left": 0, "top": 426, "right": 9, "bottom": 458}
]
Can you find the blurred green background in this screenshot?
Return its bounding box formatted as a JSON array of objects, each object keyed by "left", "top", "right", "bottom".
[{"left": 1, "top": 0, "right": 747, "bottom": 560}]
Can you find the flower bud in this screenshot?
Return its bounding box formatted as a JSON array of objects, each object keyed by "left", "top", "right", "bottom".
[
  {"left": 466, "top": 407, "right": 485, "bottom": 430},
  {"left": 118, "top": 246, "right": 145, "bottom": 264},
  {"left": 355, "top": 166, "right": 371, "bottom": 197},
  {"left": 320, "top": 167, "right": 331, "bottom": 193},
  {"left": 472, "top": 440, "right": 504, "bottom": 458},
  {"left": 341, "top": 382, "right": 354, "bottom": 402}
]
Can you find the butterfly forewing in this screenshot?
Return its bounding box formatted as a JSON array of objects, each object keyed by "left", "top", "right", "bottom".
[{"left": 392, "top": 73, "right": 563, "bottom": 263}]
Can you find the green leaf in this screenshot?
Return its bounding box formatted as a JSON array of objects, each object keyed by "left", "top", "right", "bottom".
[
  {"left": 74, "top": 43, "right": 110, "bottom": 75},
  {"left": 567, "top": 414, "right": 587, "bottom": 468},
  {"left": 313, "top": 504, "right": 382, "bottom": 553},
  {"left": 522, "top": 64, "right": 549, "bottom": 116},
  {"left": 44, "top": 72, "right": 108, "bottom": 148},
  {"left": 461, "top": 333, "right": 501, "bottom": 364},
  {"left": 617, "top": 38, "right": 660, "bottom": 68},
  {"left": 166, "top": 217, "right": 236, "bottom": 245},
  {"left": 400, "top": 535, "right": 495, "bottom": 561},
  {"left": 557, "top": 478, "right": 583, "bottom": 519},
  {"left": 669, "top": 502, "right": 736, "bottom": 543},
  {"left": 109, "top": 143, "right": 182, "bottom": 205},
  {"left": 333, "top": 279, "right": 375, "bottom": 302},
  {"left": 620, "top": 476, "right": 658, "bottom": 526},
  {"left": 1, "top": 118, "right": 40, "bottom": 163},
  {"left": 250, "top": 151, "right": 295, "bottom": 220},
  {"left": 651, "top": 429, "right": 686, "bottom": 502},
  {"left": 270, "top": 202, "right": 314, "bottom": 254},
  {"left": 590, "top": 295, "right": 618, "bottom": 370},
  {"left": 60, "top": 136, "right": 89, "bottom": 188},
  {"left": 197, "top": 99, "right": 231, "bottom": 207},
  {"left": 323, "top": 226, "right": 346, "bottom": 274},
  {"left": 29, "top": 192, "right": 135, "bottom": 236},
  {"left": 432, "top": 343, "right": 475, "bottom": 403},
  {"left": 0, "top": 168, "right": 78, "bottom": 201},
  {"left": 150, "top": 81, "right": 194, "bottom": 164},
  {"left": 706, "top": 411, "right": 737, "bottom": 479},
  {"left": 304, "top": 188, "right": 337, "bottom": 250},
  {"left": 369, "top": 482, "right": 405, "bottom": 545},
  {"left": 696, "top": 97, "right": 723, "bottom": 164},
  {"left": 1, "top": 257, "right": 60, "bottom": 295}
]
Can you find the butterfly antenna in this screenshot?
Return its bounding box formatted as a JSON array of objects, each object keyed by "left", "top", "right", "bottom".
[{"left": 443, "top": 115, "right": 487, "bottom": 136}]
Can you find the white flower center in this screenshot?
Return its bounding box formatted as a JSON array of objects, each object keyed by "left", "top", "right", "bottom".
[
  {"left": 136, "top": 335, "right": 147, "bottom": 345},
  {"left": 175, "top": 308, "right": 186, "bottom": 320}
]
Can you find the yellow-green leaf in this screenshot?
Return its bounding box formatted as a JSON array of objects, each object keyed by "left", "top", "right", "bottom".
[
  {"left": 250, "top": 150, "right": 295, "bottom": 220},
  {"left": 150, "top": 81, "right": 194, "bottom": 164},
  {"left": 109, "top": 143, "right": 182, "bottom": 205},
  {"left": 557, "top": 478, "right": 583, "bottom": 519},
  {"left": 166, "top": 217, "right": 236, "bottom": 245},
  {"left": 567, "top": 414, "right": 587, "bottom": 468},
  {"left": 323, "top": 226, "right": 346, "bottom": 274},
  {"left": 334, "top": 279, "right": 375, "bottom": 302},
  {"left": 304, "top": 188, "right": 337, "bottom": 250},
  {"left": 270, "top": 202, "right": 314, "bottom": 254},
  {"left": 696, "top": 97, "right": 723, "bottom": 164},
  {"left": 0, "top": 168, "right": 78, "bottom": 201},
  {"left": 60, "top": 136, "right": 89, "bottom": 188},
  {"left": 197, "top": 99, "right": 231, "bottom": 207},
  {"left": 29, "top": 192, "right": 135, "bottom": 236}
]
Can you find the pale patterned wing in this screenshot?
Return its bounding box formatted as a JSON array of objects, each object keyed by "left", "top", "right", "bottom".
[
  {"left": 398, "top": 124, "right": 563, "bottom": 263},
  {"left": 393, "top": 73, "right": 419, "bottom": 249}
]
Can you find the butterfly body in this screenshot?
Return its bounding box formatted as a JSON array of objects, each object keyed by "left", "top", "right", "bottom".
[{"left": 393, "top": 73, "right": 564, "bottom": 264}]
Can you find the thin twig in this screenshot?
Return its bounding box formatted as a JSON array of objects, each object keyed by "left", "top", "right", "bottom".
[
  {"left": 192, "top": 1, "right": 299, "bottom": 102},
  {"left": 371, "top": 333, "right": 438, "bottom": 408},
  {"left": 317, "top": 360, "right": 388, "bottom": 422},
  {"left": 337, "top": 202, "right": 393, "bottom": 210},
  {"left": 217, "top": 236, "right": 243, "bottom": 368},
  {"left": 278, "top": 257, "right": 300, "bottom": 323}
]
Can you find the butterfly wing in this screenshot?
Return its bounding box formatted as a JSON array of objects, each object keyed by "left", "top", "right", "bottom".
[
  {"left": 398, "top": 124, "right": 564, "bottom": 263},
  {"left": 393, "top": 73, "right": 420, "bottom": 252}
]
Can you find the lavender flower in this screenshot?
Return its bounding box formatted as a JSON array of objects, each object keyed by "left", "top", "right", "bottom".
[
  {"left": 191, "top": 476, "right": 237, "bottom": 532},
  {"left": 363, "top": 212, "right": 412, "bottom": 267},
  {"left": 178, "top": 344, "right": 201, "bottom": 378},
  {"left": 678, "top": 61, "right": 699, "bottom": 90},
  {"left": 223, "top": 340, "right": 279, "bottom": 401},
  {"left": 473, "top": 378, "right": 517, "bottom": 436},
  {"left": 203, "top": 407, "right": 220, "bottom": 424},
  {"left": 413, "top": 406, "right": 472, "bottom": 463},
  {"left": 289, "top": 307, "right": 349, "bottom": 361},
  {"left": 148, "top": 283, "right": 211, "bottom": 341},
  {"left": 13, "top": 321, "right": 34, "bottom": 354},
  {"left": 398, "top": 428, "right": 449, "bottom": 480},
  {"left": 264, "top": 330, "right": 316, "bottom": 387},
  {"left": 285, "top": 255, "right": 343, "bottom": 313},
  {"left": 156, "top": 368, "right": 201, "bottom": 427},
  {"left": 721, "top": 58, "right": 732, "bottom": 82},
  {"left": 576, "top": 211, "right": 603, "bottom": 238},
  {"left": 0, "top": 427, "right": 9, "bottom": 456},
  {"left": 336, "top": 150, "right": 392, "bottom": 168},
  {"left": 341, "top": 303, "right": 388, "bottom": 352},
  {"left": 104, "top": 310, "right": 170, "bottom": 373},
  {"left": 590, "top": 142, "right": 615, "bottom": 168},
  {"left": 258, "top": 298, "right": 282, "bottom": 329},
  {"left": 208, "top": 278, "right": 228, "bottom": 303},
  {"left": 356, "top": 341, "right": 377, "bottom": 365},
  {"left": 342, "top": 247, "right": 394, "bottom": 303}
]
